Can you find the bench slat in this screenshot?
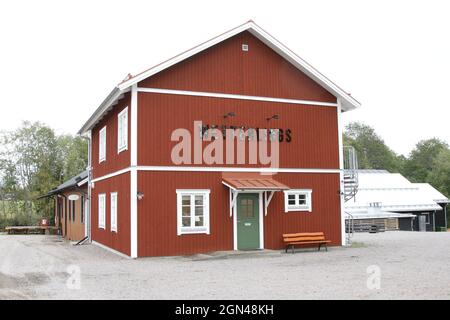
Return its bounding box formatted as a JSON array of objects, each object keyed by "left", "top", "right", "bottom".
[
  {"left": 284, "top": 237, "right": 325, "bottom": 242},
  {"left": 283, "top": 232, "right": 324, "bottom": 238},
  {"left": 287, "top": 240, "right": 331, "bottom": 245}
]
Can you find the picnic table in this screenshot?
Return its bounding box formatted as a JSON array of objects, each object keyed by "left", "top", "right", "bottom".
[{"left": 5, "top": 226, "right": 58, "bottom": 235}]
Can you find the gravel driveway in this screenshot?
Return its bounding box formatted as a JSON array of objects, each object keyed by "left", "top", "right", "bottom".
[{"left": 1, "top": 231, "right": 449, "bottom": 299}]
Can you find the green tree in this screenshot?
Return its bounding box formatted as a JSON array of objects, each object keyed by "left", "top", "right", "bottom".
[
  {"left": 427, "top": 148, "right": 450, "bottom": 198},
  {"left": 344, "top": 122, "right": 401, "bottom": 172},
  {"left": 0, "top": 121, "right": 88, "bottom": 227},
  {"left": 57, "top": 134, "right": 88, "bottom": 181},
  {"left": 401, "top": 138, "right": 449, "bottom": 183}
]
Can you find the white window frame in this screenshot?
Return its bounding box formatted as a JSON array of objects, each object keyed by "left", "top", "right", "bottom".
[
  {"left": 98, "top": 193, "right": 106, "bottom": 229},
  {"left": 176, "top": 189, "right": 210, "bottom": 235},
  {"left": 110, "top": 192, "right": 118, "bottom": 232},
  {"left": 117, "top": 107, "right": 128, "bottom": 153},
  {"left": 284, "top": 189, "right": 312, "bottom": 212},
  {"left": 99, "top": 126, "right": 107, "bottom": 163}
]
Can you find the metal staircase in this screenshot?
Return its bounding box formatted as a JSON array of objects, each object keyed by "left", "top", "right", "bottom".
[
  {"left": 343, "top": 146, "right": 359, "bottom": 202},
  {"left": 343, "top": 146, "right": 359, "bottom": 245}
]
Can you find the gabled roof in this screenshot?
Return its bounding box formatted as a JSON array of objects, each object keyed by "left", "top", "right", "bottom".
[
  {"left": 38, "top": 170, "right": 88, "bottom": 199},
  {"left": 345, "top": 171, "right": 444, "bottom": 213},
  {"left": 79, "top": 21, "right": 360, "bottom": 135},
  {"left": 413, "top": 183, "right": 449, "bottom": 204}
]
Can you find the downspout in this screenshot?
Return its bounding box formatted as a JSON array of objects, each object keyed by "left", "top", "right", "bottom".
[
  {"left": 445, "top": 204, "right": 448, "bottom": 229},
  {"left": 60, "top": 194, "right": 67, "bottom": 238},
  {"left": 80, "top": 132, "right": 92, "bottom": 242}
]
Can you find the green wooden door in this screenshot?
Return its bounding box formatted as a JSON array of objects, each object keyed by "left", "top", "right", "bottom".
[{"left": 237, "top": 193, "right": 260, "bottom": 250}]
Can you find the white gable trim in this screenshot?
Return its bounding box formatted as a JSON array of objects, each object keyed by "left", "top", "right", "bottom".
[
  {"left": 79, "top": 21, "right": 360, "bottom": 135},
  {"left": 118, "top": 21, "right": 360, "bottom": 110}
]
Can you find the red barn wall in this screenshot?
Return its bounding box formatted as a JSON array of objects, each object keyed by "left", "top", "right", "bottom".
[
  {"left": 137, "top": 93, "right": 339, "bottom": 169},
  {"left": 137, "top": 171, "right": 341, "bottom": 257},
  {"left": 91, "top": 172, "right": 131, "bottom": 256},
  {"left": 139, "top": 31, "right": 336, "bottom": 103},
  {"left": 91, "top": 93, "right": 131, "bottom": 179}
]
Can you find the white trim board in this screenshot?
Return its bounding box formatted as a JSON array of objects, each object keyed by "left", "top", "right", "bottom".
[
  {"left": 137, "top": 166, "right": 340, "bottom": 174},
  {"left": 91, "top": 166, "right": 341, "bottom": 183},
  {"left": 137, "top": 87, "right": 338, "bottom": 107}
]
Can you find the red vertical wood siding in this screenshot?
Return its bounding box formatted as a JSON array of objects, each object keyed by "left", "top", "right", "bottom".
[
  {"left": 91, "top": 172, "right": 131, "bottom": 256},
  {"left": 263, "top": 173, "right": 342, "bottom": 249},
  {"left": 137, "top": 171, "right": 341, "bottom": 257},
  {"left": 91, "top": 93, "right": 131, "bottom": 179},
  {"left": 139, "top": 31, "right": 336, "bottom": 103},
  {"left": 137, "top": 93, "right": 339, "bottom": 169}
]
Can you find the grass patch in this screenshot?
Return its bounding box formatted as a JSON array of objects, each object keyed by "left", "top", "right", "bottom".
[{"left": 351, "top": 241, "right": 366, "bottom": 248}]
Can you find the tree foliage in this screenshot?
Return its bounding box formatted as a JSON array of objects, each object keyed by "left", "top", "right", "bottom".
[
  {"left": 344, "top": 122, "right": 450, "bottom": 199},
  {"left": 344, "top": 122, "right": 401, "bottom": 172},
  {"left": 0, "top": 121, "right": 87, "bottom": 228}
]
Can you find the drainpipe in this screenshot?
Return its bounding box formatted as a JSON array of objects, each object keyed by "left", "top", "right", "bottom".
[
  {"left": 80, "top": 132, "right": 92, "bottom": 242},
  {"left": 445, "top": 204, "right": 448, "bottom": 229},
  {"left": 59, "top": 194, "right": 67, "bottom": 237}
]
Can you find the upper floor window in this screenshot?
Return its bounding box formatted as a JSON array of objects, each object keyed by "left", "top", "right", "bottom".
[
  {"left": 176, "top": 190, "right": 210, "bottom": 235},
  {"left": 117, "top": 107, "right": 128, "bottom": 153},
  {"left": 284, "top": 189, "right": 312, "bottom": 212},
  {"left": 99, "top": 126, "right": 107, "bottom": 163}
]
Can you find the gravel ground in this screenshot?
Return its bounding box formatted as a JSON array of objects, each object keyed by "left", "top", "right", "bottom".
[{"left": 0, "top": 231, "right": 449, "bottom": 299}]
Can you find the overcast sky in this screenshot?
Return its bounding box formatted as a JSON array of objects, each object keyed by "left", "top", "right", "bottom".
[{"left": 0, "top": 0, "right": 449, "bottom": 156}]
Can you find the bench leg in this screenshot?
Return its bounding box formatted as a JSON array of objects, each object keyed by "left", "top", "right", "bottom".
[
  {"left": 285, "top": 246, "right": 288, "bottom": 254},
  {"left": 318, "top": 243, "right": 321, "bottom": 251},
  {"left": 292, "top": 245, "right": 295, "bottom": 254},
  {"left": 325, "top": 244, "right": 328, "bottom": 252}
]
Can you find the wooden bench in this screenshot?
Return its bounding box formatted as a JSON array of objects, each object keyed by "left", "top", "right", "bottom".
[{"left": 283, "top": 232, "right": 331, "bottom": 253}]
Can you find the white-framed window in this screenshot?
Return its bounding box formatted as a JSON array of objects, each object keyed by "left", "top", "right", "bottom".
[
  {"left": 99, "top": 126, "right": 107, "bottom": 163},
  {"left": 110, "top": 192, "right": 118, "bottom": 232},
  {"left": 98, "top": 193, "right": 106, "bottom": 229},
  {"left": 284, "top": 189, "right": 312, "bottom": 212},
  {"left": 117, "top": 107, "right": 128, "bottom": 153},
  {"left": 176, "top": 189, "right": 210, "bottom": 235}
]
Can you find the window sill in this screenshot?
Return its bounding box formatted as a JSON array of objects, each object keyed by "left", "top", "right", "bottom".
[
  {"left": 285, "top": 208, "right": 312, "bottom": 213},
  {"left": 117, "top": 146, "right": 128, "bottom": 154},
  {"left": 99, "top": 158, "right": 106, "bottom": 164},
  {"left": 178, "top": 227, "right": 209, "bottom": 235}
]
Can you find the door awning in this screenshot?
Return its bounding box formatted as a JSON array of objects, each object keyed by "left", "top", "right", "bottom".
[
  {"left": 222, "top": 173, "right": 290, "bottom": 217},
  {"left": 222, "top": 175, "right": 289, "bottom": 191}
]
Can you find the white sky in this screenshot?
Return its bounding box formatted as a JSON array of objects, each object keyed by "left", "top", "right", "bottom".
[{"left": 0, "top": 0, "right": 449, "bottom": 156}]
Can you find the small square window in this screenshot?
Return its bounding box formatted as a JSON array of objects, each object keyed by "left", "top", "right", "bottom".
[
  {"left": 242, "top": 44, "right": 249, "bottom": 51},
  {"left": 284, "top": 190, "right": 312, "bottom": 212}
]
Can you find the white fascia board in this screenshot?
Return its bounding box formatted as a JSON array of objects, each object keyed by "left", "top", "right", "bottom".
[
  {"left": 117, "top": 21, "right": 360, "bottom": 111},
  {"left": 77, "top": 178, "right": 88, "bottom": 187},
  {"left": 78, "top": 87, "right": 130, "bottom": 135},
  {"left": 246, "top": 24, "right": 360, "bottom": 112}
]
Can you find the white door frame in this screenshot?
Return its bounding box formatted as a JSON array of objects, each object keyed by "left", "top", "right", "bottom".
[{"left": 233, "top": 191, "right": 264, "bottom": 250}]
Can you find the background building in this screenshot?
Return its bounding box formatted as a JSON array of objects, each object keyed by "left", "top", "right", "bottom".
[{"left": 345, "top": 170, "right": 448, "bottom": 232}]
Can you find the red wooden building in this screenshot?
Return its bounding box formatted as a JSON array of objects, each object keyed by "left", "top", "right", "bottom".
[{"left": 78, "top": 21, "right": 360, "bottom": 258}]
